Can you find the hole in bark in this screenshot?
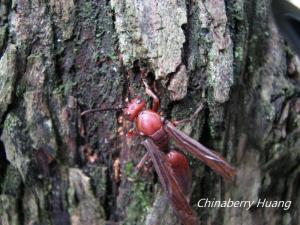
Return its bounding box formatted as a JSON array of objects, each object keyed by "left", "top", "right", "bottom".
[
  {"left": 287, "top": 18, "right": 300, "bottom": 38},
  {"left": 0, "top": 140, "right": 9, "bottom": 187}
]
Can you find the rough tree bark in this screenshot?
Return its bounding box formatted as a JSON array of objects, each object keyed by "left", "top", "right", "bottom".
[{"left": 0, "top": 1, "right": 299, "bottom": 225}]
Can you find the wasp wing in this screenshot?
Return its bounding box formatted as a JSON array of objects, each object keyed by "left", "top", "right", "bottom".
[
  {"left": 143, "top": 139, "right": 200, "bottom": 225},
  {"left": 164, "top": 121, "right": 236, "bottom": 180}
]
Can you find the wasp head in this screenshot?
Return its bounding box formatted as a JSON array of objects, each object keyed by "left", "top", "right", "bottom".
[{"left": 123, "top": 97, "right": 146, "bottom": 121}]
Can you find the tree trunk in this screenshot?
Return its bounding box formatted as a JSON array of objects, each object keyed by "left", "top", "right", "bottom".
[{"left": 0, "top": 1, "right": 299, "bottom": 225}]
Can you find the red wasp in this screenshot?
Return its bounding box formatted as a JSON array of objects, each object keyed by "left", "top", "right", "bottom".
[{"left": 81, "top": 72, "right": 236, "bottom": 225}]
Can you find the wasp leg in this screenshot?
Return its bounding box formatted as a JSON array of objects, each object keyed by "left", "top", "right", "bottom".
[
  {"left": 135, "top": 152, "right": 153, "bottom": 176},
  {"left": 136, "top": 152, "right": 151, "bottom": 170},
  {"left": 173, "top": 102, "right": 205, "bottom": 126},
  {"left": 141, "top": 69, "right": 160, "bottom": 112},
  {"left": 126, "top": 129, "right": 139, "bottom": 138}
]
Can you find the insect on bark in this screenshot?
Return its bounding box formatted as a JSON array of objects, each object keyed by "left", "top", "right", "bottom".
[{"left": 81, "top": 72, "right": 236, "bottom": 225}]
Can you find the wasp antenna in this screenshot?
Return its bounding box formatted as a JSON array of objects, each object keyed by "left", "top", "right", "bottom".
[{"left": 81, "top": 106, "right": 125, "bottom": 117}]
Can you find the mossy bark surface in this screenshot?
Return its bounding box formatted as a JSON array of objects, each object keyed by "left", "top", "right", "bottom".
[{"left": 0, "top": 1, "right": 299, "bottom": 225}]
